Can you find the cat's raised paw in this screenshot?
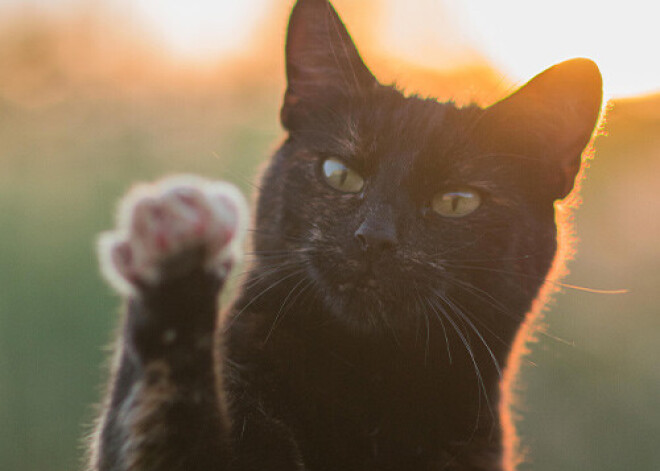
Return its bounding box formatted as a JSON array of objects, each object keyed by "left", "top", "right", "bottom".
[{"left": 98, "top": 176, "right": 248, "bottom": 295}]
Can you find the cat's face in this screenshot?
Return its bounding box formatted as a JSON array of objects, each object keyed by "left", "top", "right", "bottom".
[{"left": 254, "top": 0, "right": 602, "bottom": 335}]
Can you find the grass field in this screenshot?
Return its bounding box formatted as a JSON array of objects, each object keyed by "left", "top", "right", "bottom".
[{"left": 0, "top": 12, "right": 659, "bottom": 471}]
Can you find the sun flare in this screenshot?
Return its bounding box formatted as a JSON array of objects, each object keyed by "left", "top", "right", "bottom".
[
  {"left": 1, "top": 0, "right": 657, "bottom": 99},
  {"left": 448, "top": 0, "right": 660, "bottom": 98},
  {"left": 125, "top": 0, "right": 659, "bottom": 98}
]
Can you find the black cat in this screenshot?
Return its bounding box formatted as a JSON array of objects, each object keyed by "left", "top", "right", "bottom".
[{"left": 89, "top": 0, "right": 602, "bottom": 470}]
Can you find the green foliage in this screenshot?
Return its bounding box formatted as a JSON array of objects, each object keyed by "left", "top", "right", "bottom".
[
  {"left": 0, "top": 61, "right": 658, "bottom": 471},
  {"left": 0, "top": 85, "right": 279, "bottom": 470}
]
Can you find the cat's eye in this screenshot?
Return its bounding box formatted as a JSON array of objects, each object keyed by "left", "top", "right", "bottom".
[
  {"left": 431, "top": 187, "right": 481, "bottom": 217},
  {"left": 321, "top": 158, "right": 364, "bottom": 193}
]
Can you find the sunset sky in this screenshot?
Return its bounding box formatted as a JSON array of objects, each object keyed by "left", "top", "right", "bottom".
[{"left": 3, "top": 0, "right": 659, "bottom": 98}]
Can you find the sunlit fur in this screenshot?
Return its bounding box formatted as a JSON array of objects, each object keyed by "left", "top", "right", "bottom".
[
  {"left": 242, "top": 79, "right": 562, "bottom": 470},
  {"left": 226, "top": 1, "right": 602, "bottom": 469},
  {"left": 255, "top": 87, "right": 558, "bottom": 334},
  {"left": 90, "top": 1, "right": 603, "bottom": 470}
]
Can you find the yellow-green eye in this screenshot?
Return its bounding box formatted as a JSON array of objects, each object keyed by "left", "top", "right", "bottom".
[
  {"left": 431, "top": 187, "right": 481, "bottom": 217},
  {"left": 321, "top": 158, "right": 364, "bottom": 193}
]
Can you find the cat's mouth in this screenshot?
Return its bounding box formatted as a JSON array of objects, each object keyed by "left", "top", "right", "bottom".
[
  {"left": 305, "top": 248, "right": 437, "bottom": 333},
  {"left": 336, "top": 274, "right": 380, "bottom": 293},
  {"left": 306, "top": 241, "right": 406, "bottom": 293},
  {"left": 308, "top": 252, "right": 398, "bottom": 314},
  {"left": 329, "top": 257, "right": 385, "bottom": 291}
]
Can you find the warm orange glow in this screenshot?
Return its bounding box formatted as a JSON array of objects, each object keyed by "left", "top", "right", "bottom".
[
  {"left": 449, "top": 0, "right": 660, "bottom": 98},
  {"left": 4, "top": 0, "right": 656, "bottom": 100},
  {"left": 127, "top": 0, "right": 660, "bottom": 98},
  {"left": 129, "top": 0, "right": 270, "bottom": 59},
  {"left": 499, "top": 168, "right": 583, "bottom": 471},
  {"left": 498, "top": 119, "right": 606, "bottom": 469},
  {"left": 0, "top": 2, "right": 656, "bottom": 471},
  {"left": 356, "top": 0, "right": 660, "bottom": 99},
  {"left": 98, "top": 0, "right": 660, "bottom": 98}
]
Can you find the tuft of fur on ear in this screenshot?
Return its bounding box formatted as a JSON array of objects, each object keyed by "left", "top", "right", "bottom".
[
  {"left": 481, "top": 58, "right": 603, "bottom": 199},
  {"left": 281, "top": 0, "right": 377, "bottom": 130}
]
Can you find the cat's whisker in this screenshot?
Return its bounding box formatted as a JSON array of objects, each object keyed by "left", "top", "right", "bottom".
[
  {"left": 238, "top": 262, "right": 294, "bottom": 282},
  {"left": 243, "top": 252, "right": 304, "bottom": 261},
  {"left": 416, "top": 284, "right": 451, "bottom": 365},
  {"left": 264, "top": 274, "right": 313, "bottom": 344},
  {"left": 441, "top": 274, "right": 523, "bottom": 324},
  {"left": 296, "top": 274, "right": 321, "bottom": 313},
  {"left": 380, "top": 305, "right": 402, "bottom": 349},
  {"left": 443, "top": 251, "right": 547, "bottom": 264},
  {"left": 225, "top": 268, "right": 308, "bottom": 332},
  {"left": 428, "top": 298, "right": 495, "bottom": 420},
  {"left": 239, "top": 262, "right": 305, "bottom": 291},
  {"left": 440, "top": 263, "right": 629, "bottom": 295},
  {"left": 412, "top": 283, "right": 432, "bottom": 364},
  {"left": 422, "top": 305, "right": 431, "bottom": 365},
  {"left": 439, "top": 274, "right": 574, "bottom": 352},
  {"left": 247, "top": 228, "right": 310, "bottom": 244},
  {"left": 427, "top": 235, "right": 485, "bottom": 259},
  {"left": 440, "top": 293, "right": 502, "bottom": 379},
  {"left": 214, "top": 163, "right": 265, "bottom": 192},
  {"left": 239, "top": 257, "right": 299, "bottom": 276}
]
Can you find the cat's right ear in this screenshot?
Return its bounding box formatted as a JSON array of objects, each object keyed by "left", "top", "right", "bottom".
[
  {"left": 281, "top": 0, "right": 377, "bottom": 130},
  {"left": 480, "top": 58, "right": 603, "bottom": 200}
]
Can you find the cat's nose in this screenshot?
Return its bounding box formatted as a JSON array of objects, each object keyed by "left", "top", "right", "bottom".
[{"left": 354, "top": 215, "right": 397, "bottom": 254}]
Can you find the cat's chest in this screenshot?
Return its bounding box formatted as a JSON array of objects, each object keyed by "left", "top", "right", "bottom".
[
  {"left": 274, "top": 346, "right": 458, "bottom": 467},
  {"left": 298, "top": 404, "right": 436, "bottom": 471},
  {"left": 229, "top": 311, "right": 493, "bottom": 468}
]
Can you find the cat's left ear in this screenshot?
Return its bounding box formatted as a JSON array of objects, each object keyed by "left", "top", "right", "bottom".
[
  {"left": 483, "top": 58, "right": 603, "bottom": 199},
  {"left": 281, "top": 0, "right": 378, "bottom": 130}
]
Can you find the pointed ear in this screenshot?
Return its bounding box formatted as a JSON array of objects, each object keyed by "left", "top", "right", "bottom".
[
  {"left": 482, "top": 58, "right": 603, "bottom": 199},
  {"left": 281, "top": 0, "right": 378, "bottom": 130}
]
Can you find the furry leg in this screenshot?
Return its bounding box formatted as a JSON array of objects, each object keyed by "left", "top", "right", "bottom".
[{"left": 89, "top": 177, "right": 247, "bottom": 471}]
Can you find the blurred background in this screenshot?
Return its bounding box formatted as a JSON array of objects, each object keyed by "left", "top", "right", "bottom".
[{"left": 0, "top": 0, "right": 658, "bottom": 470}]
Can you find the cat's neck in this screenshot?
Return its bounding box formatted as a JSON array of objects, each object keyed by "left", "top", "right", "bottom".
[
  {"left": 228, "top": 269, "right": 526, "bottom": 468},
  {"left": 234, "top": 270, "right": 519, "bottom": 425}
]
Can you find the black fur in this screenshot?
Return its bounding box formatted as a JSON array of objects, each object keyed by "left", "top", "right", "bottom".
[{"left": 89, "top": 0, "right": 602, "bottom": 470}]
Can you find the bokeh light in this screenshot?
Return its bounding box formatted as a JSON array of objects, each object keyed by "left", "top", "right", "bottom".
[
  {"left": 5, "top": 0, "right": 657, "bottom": 97},
  {"left": 128, "top": 0, "right": 270, "bottom": 59},
  {"left": 449, "top": 0, "right": 660, "bottom": 97},
  {"left": 0, "top": 2, "right": 658, "bottom": 471}
]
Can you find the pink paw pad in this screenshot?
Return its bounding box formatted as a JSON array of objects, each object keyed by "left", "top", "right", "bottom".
[{"left": 98, "top": 176, "right": 248, "bottom": 295}]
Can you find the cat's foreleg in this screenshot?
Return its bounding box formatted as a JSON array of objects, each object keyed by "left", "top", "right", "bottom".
[{"left": 89, "top": 177, "right": 247, "bottom": 471}]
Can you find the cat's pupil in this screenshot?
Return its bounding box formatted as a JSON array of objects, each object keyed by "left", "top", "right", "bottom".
[
  {"left": 431, "top": 188, "right": 481, "bottom": 217},
  {"left": 339, "top": 169, "right": 348, "bottom": 185},
  {"left": 321, "top": 158, "right": 364, "bottom": 193}
]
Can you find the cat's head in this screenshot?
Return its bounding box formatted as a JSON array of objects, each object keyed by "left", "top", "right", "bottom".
[{"left": 254, "top": 0, "right": 602, "bottom": 335}]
